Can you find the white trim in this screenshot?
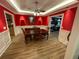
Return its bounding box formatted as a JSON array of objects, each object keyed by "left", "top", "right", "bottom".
[
  {"left": 4, "top": 11, "right": 12, "bottom": 45},
  {"left": 50, "top": 3, "right": 78, "bottom": 15},
  {"left": 49, "top": 14, "right": 64, "bottom": 35},
  {"left": 42, "top": 0, "right": 78, "bottom": 15},
  {"left": 64, "top": 4, "right": 79, "bottom": 59},
  {"left": 17, "top": 25, "right": 48, "bottom": 27},
  {"left": 13, "top": 25, "right": 49, "bottom": 35},
  {"left": 4, "top": 10, "right": 16, "bottom": 36},
  {"left": 6, "top": 0, "right": 78, "bottom": 15},
  {"left": 0, "top": 30, "right": 12, "bottom": 57},
  {"left": 0, "top": 3, "right": 16, "bottom": 14},
  {"left": 0, "top": 38, "right": 11, "bottom": 57},
  {"left": 50, "top": 14, "right": 69, "bottom": 45},
  {"left": 4, "top": 11, "right": 11, "bottom": 40},
  {"left": 0, "top": 11, "right": 13, "bottom": 56},
  {"left": 59, "top": 29, "right": 69, "bottom": 45},
  {"left": 17, "top": 26, "right": 48, "bottom": 30},
  {"left": 49, "top": 14, "right": 69, "bottom": 45},
  {"left": 0, "top": 0, "right": 78, "bottom": 15},
  {"left": 0, "top": 30, "right": 8, "bottom": 34}
]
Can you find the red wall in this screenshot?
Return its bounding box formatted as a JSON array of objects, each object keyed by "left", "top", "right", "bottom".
[
  {"left": 0, "top": 4, "right": 48, "bottom": 32},
  {"left": 50, "top": 7, "right": 77, "bottom": 31},
  {"left": 0, "top": 5, "right": 14, "bottom": 32},
  {"left": 0, "top": 4, "right": 77, "bottom": 32},
  {"left": 14, "top": 15, "right": 29, "bottom": 26},
  {"left": 14, "top": 14, "right": 48, "bottom": 26},
  {"left": 62, "top": 7, "right": 77, "bottom": 31}
]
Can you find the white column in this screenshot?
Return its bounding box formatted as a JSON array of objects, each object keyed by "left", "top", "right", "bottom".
[{"left": 64, "top": 4, "right": 79, "bottom": 59}]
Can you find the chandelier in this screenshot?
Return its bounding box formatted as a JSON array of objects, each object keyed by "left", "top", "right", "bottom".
[{"left": 34, "top": 1, "right": 40, "bottom": 16}]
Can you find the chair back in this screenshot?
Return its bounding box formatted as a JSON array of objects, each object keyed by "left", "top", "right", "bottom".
[{"left": 34, "top": 27, "right": 40, "bottom": 34}]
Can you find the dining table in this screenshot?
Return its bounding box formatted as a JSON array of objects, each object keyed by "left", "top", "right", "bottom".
[{"left": 24, "top": 28, "right": 49, "bottom": 40}]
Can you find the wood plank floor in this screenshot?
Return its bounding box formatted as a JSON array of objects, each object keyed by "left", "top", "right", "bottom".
[{"left": 0, "top": 32, "right": 66, "bottom": 59}]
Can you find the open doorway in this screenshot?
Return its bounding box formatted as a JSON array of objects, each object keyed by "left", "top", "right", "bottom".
[
  {"left": 50, "top": 15, "right": 63, "bottom": 39},
  {"left": 5, "top": 12, "right": 15, "bottom": 39}
]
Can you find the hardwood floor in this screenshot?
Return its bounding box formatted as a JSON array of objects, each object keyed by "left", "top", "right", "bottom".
[{"left": 0, "top": 32, "right": 66, "bottom": 59}]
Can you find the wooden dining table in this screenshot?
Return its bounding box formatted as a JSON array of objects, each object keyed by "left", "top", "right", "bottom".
[{"left": 24, "top": 28, "right": 49, "bottom": 40}]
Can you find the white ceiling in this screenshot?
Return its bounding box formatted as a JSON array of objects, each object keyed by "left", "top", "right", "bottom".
[
  {"left": 0, "top": 0, "right": 78, "bottom": 15},
  {"left": 15, "top": 0, "right": 64, "bottom": 11}
]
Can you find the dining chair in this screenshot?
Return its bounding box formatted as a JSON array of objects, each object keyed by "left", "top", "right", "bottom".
[
  {"left": 21, "top": 28, "right": 31, "bottom": 42},
  {"left": 33, "top": 27, "right": 42, "bottom": 40},
  {"left": 41, "top": 29, "right": 49, "bottom": 40}
]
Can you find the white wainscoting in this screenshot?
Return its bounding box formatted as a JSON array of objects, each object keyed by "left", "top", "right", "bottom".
[
  {"left": 14, "top": 26, "right": 49, "bottom": 35},
  {"left": 58, "top": 29, "right": 70, "bottom": 45},
  {"left": 0, "top": 30, "right": 11, "bottom": 56}
]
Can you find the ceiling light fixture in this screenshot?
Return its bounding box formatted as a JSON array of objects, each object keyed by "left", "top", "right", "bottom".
[
  {"left": 33, "top": 1, "right": 42, "bottom": 16},
  {"left": 7, "top": 0, "right": 77, "bottom": 15}
]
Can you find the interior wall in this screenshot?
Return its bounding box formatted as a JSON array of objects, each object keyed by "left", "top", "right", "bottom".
[
  {"left": 60, "top": 7, "right": 77, "bottom": 45},
  {"left": 14, "top": 14, "right": 48, "bottom": 26},
  {"left": 0, "top": 5, "right": 7, "bottom": 32},
  {"left": 64, "top": 4, "right": 79, "bottom": 59},
  {"left": 14, "top": 14, "right": 49, "bottom": 35},
  {"left": 0, "top": 30, "right": 11, "bottom": 56},
  {"left": 62, "top": 7, "right": 77, "bottom": 31},
  {"left": 50, "top": 7, "right": 77, "bottom": 45},
  {"left": 0, "top": 5, "right": 14, "bottom": 56},
  {"left": 0, "top": 6, "right": 49, "bottom": 36}
]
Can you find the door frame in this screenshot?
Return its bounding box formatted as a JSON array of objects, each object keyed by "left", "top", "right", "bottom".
[
  {"left": 49, "top": 14, "right": 64, "bottom": 35},
  {"left": 4, "top": 11, "right": 15, "bottom": 39}
]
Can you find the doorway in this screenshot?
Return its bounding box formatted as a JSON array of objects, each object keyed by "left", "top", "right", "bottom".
[
  {"left": 50, "top": 16, "right": 63, "bottom": 39},
  {"left": 5, "top": 13, "right": 15, "bottom": 39}
]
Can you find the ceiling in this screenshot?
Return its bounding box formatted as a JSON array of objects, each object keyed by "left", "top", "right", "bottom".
[
  {"left": 0, "top": 0, "right": 78, "bottom": 15},
  {"left": 13, "top": 0, "right": 64, "bottom": 12}
]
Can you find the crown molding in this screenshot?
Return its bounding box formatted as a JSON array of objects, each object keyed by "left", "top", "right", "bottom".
[{"left": 0, "top": 3, "right": 16, "bottom": 14}]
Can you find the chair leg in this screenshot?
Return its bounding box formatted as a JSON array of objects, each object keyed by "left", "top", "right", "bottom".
[
  {"left": 30, "top": 35, "right": 32, "bottom": 41},
  {"left": 25, "top": 36, "right": 26, "bottom": 40},
  {"left": 47, "top": 35, "right": 48, "bottom": 40}
]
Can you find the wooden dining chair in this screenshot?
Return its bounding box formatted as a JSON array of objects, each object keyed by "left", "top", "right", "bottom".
[
  {"left": 21, "top": 28, "right": 26, "bottom": 39},
  {"left": 33, "top": 27, "right": 42, "bottom": 40},
  {"left": 21, "top": 28, "right": 31, "bottom": 42},
  {"left": 41, "top": 29, "right": 49, "bottom": 40}
]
